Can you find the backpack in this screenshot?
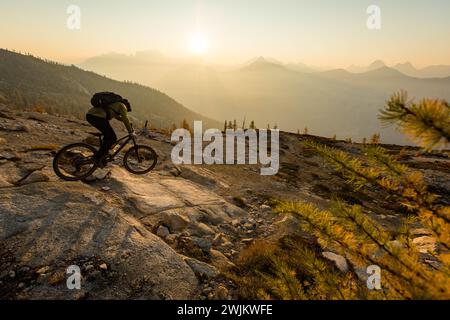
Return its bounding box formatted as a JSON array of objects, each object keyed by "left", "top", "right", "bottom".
[{"left": 91, "top": 92, "right": 132, "bottom": 112}]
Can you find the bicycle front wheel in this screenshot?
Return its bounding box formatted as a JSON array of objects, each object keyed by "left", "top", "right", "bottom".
[
  {"left": 123, "top": 145, "right": 158, "bottom": 175},
  {"left": 53, "top": 143, "right": 98, "bottom": 181}
]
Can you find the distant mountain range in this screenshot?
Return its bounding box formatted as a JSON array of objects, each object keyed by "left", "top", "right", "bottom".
[
  {"left": 81, "top": 52, "right": 450, "bottom": 145},
  {"left": 393, "top": 62, "right": 450, "bottom": 78},
  {"left": 0, "top": 49, "right": 220, "bottom": 129},
  {"left": 347, "top": 60, "right": 450, "bottom": 78}
]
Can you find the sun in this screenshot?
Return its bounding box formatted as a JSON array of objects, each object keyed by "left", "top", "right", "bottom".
[{"left": 189, "top": 33, "right": 208, "bottom": 55}]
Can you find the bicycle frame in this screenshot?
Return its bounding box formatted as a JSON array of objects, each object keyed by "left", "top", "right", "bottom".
[{"left": 104, "top": 134, "right": 137, "bottom": 160}]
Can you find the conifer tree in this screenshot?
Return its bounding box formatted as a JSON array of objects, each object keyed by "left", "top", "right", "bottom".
[
  {"left": 370, "top": 133, "right": 381, "bottom": 145},
  {"left": 233, "top": 91, "right": 450, "bottom": 300},
  {"left": 379, "top": 90, "right": 450, "bottom": 150}
]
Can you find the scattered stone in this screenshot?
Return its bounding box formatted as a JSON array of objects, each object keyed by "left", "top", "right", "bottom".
[
  {"left": 260, "top": 204, "right": 271, "bottom": 211},
  {"left": 17, "top": 282, "right": 25, "bottom": 290},
  {"left": 94, "top": 169, "right": 111, "bottom": 180},
  {"left": 0, "top": 151, "right": 19, "bottom": 160},
  {"left": 231, "top": 219, "right": 240, "bottom": 227},
  {"left": 243, "top": 222, "right": 255, "bottom": 230},
  {"left": 85, "top": 169, "right": 111, "bottom": 181},
  {"left": 0, "top": 124, "right": 29, "bottom": 132},
  {"left": 101, "top": 186, "right": 111, "bottom": 191},
  {"left": 241, "top": 238, "right": 254, "bottom": 245},
  {"left": 36, "top": 266, "right": 51, "bottom": 275},
  {"left": 322, "top": 252, "right": 349, "bottom": 273},
  {"left": 99, "top": 263, "right": 108, "bottom": 270},
  {"left": 412, "top": 236, "right": 437, "bottom": 254},
  {"left": 194, "top": 223, "right": 215, "bottom": 236},
  {"left": 192, "top": 237, "right": 212, "bottom": 251},
  {"left": 165, "top": 213, "right": 190, "bottom": 232},
  {"left": 19, "top": 266, "right": 30, "bottom": 273},
  {"left": 203, "top": 286, "right": 213, "bottom": 294},
  {"left": 85, "top": 264, "right": 94, "bottom": 272},
  {"left": 212, "top": 233, "right": 230, "bottom": 247},
  {"left": 184, "top": 257, "right": 219, "bottom": 279},
  {"left": 156, "top": 225, "right": 170, "bottom": 238},
  {"left": 165, "top": 234, "right": 178, "bottom": 244},
  {"left": 9, "top": 270, "right": 16, "bottom": 278},
  {"left": 214, "top": 285, "right": 229, "bottom": 300},
  {"left": 209, "top": 249, "right": 235, "bottom": 270}
]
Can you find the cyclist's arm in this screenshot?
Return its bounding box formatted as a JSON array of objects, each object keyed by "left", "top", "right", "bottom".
[{"left": 117, "top": 103, "right": 133, "bottom": 133}]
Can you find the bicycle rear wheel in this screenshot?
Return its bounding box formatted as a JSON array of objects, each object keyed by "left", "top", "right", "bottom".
[
  {"left": 123, "top": 145, "right": 158, "bottom": 174},
  {"left": 53, "top": 143, "right": 98, "bottom": 181}
]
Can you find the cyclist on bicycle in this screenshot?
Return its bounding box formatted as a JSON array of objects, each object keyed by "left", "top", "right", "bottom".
[{"left": 86, "top": 92, "right": 135, "bottom": 165}]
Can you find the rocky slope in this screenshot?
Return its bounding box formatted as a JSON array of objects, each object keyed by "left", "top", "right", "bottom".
[{"left": 0, "top": 104, "right": 449, "bottom": 299}]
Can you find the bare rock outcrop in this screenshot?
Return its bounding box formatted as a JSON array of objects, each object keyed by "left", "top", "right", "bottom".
[{"left": 0, "top": 181, "right": 198, "bottom": 299}]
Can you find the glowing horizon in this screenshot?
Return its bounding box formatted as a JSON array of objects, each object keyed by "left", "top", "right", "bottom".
[{"left": 1, "top": 0, "right": 449, "bottom": 68}]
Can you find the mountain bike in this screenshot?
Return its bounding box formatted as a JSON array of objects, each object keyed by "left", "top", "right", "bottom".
[{"left": 53, "top": 121, "right": 158, "bottom": 181}]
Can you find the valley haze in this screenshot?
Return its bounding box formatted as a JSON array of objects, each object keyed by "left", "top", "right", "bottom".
[{"left": 81, "top": 52, "right": 450, "bottom": 146}]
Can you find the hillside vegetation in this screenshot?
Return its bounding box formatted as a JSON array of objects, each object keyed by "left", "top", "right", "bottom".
[{"left": 0, "top": 49, "right": 220, "bottom": 129}]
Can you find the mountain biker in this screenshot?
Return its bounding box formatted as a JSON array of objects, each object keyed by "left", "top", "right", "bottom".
[{"left": 86, "top": 93, "right": 135, "bottom": 165}]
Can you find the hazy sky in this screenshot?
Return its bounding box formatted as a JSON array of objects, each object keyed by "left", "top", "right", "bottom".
[{"left": 1, "top": 0, "right": 449, "bottom": 67}]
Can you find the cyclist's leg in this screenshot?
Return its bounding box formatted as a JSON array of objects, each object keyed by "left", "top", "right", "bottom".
[
  {"left": 86, "top": 115, "right": 116, "bottom": 160},
  {"left": 102, "top": 123, "right": 117, "bottom": 159}
]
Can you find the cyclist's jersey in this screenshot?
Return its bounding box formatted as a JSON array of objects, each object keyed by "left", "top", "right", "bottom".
[{"left": 87, "top": 102, "right": 132, "bottom": 133}]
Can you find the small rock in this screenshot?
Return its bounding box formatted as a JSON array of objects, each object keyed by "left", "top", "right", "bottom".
[
  {"left": 36, "top": 266, "right": 51, "bottom": 275},
  {"left": 17, "top": 282, "right": 25, "bottom": 290},
  {"left": 194, "top": 223, "right": 215, "bottom": 236},
  {"left": 85, "top": 264, "right": 94, "bottom": 272},
  {"left": 101, "top": 186, "right": 111, "bottom": 191},
  {"left": 94, "top": 169, "right": 111, "bottom": 180},
  {"left": 185, "top": 257, "right": 219, "bottom": 279},
  {"left": 203, "top": 286, "right": 213, "bottom": 294},
  {"left": 0, "top": 151, "right": 19, "bottom": 160},
  {"left": 165, "top": 234, "right": 178, "bottom": 244},
  {"left": 214, "top": 285, "right": 229, "bottom": 300},
  {"left": 209, "top": 249, "right": 235, "bottom": 270},
  {"left": 165, "top": 213, "right": 190, "bottom": 232},
  {"left": 19, "top": 266, "right": 30, "bottom": 273},
  {"left": 99, "top": 263, "right": 108, "bottom": 270},
  {"left": 192, "top": 237, "right": 212, "bottom": 251},
  {"left": 212, "top": 233, "right": 230, "bottom": 247},
  {"left": 322, "top": 252, "right": 349, "bottom": 273},
  {"left": 156, "top": 225, "right": 170, "bottom": 238},
  {"left": 231, "top": 219, "right": 240, "bottom": 227},
  {"left": 243, "top": 222, "right": 255, "bottom": 230},
  {"left": 9, "top": 270, "right": 16, "bottom": 278},
  {"left": 412, "top": 236, "right": 437, "bottom": 254},
  {"left": 260, "top": 204, "right": 271, "bottom": 211},
  {"left": 241, "top": 238, "right": 254, "bottom": 245}
]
